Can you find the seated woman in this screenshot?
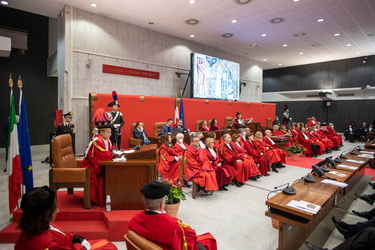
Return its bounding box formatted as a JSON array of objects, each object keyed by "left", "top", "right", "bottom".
[
  {"left": 207, "top": 131, "right": 220, "bottom": 149},
  {"left": 210, "top": 119, "right": 222, "bottom": 131},
  {"left": 173, "top": 133, "right": 188, "bottom": 156},
  {"left": 254, "top": 131, "right": 282, "bottom": 173},
  {"left": 15, "top": 186, "right": 117, "bottom": 250},
  {"left": 157, "top": 134, "right": 181, "bottom": 180},
  {"left": 199, "top": 120, "right": 210, "bottom": 132},
  {"left": 233, "top": 112, "right": 248, "bottom": 129},
  {"left": 204, "top": 138, "right": 232, "bottom": 191},
  {"left": 344, "top": 124, "right": 356, "bottom": 143},
  {"left": 244, "top": 133, "right": 270, "bottom": 176},
  {"left": 271, "top": 125, "right": 283, "bottom": 136}
]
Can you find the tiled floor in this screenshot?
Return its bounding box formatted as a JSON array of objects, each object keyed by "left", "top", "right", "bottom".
[{"left": 0, "top": 140, "right": 369, "bottom": 250}]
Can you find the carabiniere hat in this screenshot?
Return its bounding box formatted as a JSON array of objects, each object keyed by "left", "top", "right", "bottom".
[
  {"left": 63, "top": 112, "right": 73, "bottom": 118},
  {"left": 140, "top": 181, "right": 170, "bottom": 199}
]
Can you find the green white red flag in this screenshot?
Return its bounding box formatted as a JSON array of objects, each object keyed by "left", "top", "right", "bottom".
[{"left": 174, "top": 98, "right": 179, "bottom": 126}]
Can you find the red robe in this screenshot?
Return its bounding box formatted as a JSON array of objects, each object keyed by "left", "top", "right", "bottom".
[
  {"left": 79, "top": 134, "right": 113, "bottom": 206},
  {"left": 15, "top": 224, "right": 116, "bottom": 250},
  {"left": 231, "top": 141, "right": 260, "bottom": 177},
  {"left": 210, "top": 125, "right": 221, "bottom": 131},
  {"left": 306, "top": 132, "right": 325, "bottom": 154},
  {"left": 157, "top": 143, "right": 181, "bottom": 180},
  {"left": 326, "top": 126, "right": 343, "bottom": 146},
  {"left": 129, "top": 210, "right": 217, "bottom": 250},
  {"left": 199, "top": 125, "right": 210, "bottom": 132},
  {"left": 321, "top": 128, "right": 340, "bottom": 147},
  {"left": 204, "top": 148, "right": 232, "bottom": 187},
  {"left": 297, "top": 132, "right": 315, "bottom": 157},
  {"left": 312, "top": 131, "right": 333, "bottom": 150},
  {"left": 272, "top": 130, "right": 283, "bottom": 136},
  {"left": 244, "top": 140, "right": 270, "bottom": 175},
  {"left": 185, "top": 145, "right": 218, "bottom": 191},
  {"left": 232, "top": 118, "right": 245, "bottom": 129},
  {"left": 263, "top": 136, "right": 286, "bottom": 163},
  {"left": 307, "top": 120, "right": 317, "bottom": 127},
  {"left": 174, "top": 142, "right": 189, "bottom": 156},
  {"left": 218, "top": 142, "right": 247, "bottom": 184}
]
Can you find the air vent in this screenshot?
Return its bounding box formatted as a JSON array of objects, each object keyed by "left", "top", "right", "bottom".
[
  {"left": 306, "top": 94, "right": 319, "bottom": 98},
  {"left": 234, "top": 0, "right": 253, "bottom": 5},
  {"left": 337, "top": 93, "right": 355, "bottom": 97},
  {"left": 186, "top": 19, "right": 199, "bottom": 25}
]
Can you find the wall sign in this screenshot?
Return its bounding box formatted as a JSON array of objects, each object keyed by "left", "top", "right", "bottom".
[{"left": 102, "top": 64, "right": 160, "bottom": 79}]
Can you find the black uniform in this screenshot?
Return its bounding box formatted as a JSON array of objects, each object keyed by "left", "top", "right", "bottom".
[
  {"left": 108, "top": 111, "right": 124, "bottom": 148},
  {"left": 56, "top": 122, "right": 74, "bottom": 136}
]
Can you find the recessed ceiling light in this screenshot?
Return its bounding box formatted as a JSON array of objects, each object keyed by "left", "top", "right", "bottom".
[
  {"left": 189, "top": 0, "right": 196, "bottom": 4},
  {"left": 293, "top": 0, "right": 300, "bottom": 2},
  {"left": 317, "top": 19, "right": 324, "bottom": 22},
  {"left": 148, "top": 22, "right": 154, "bottom": 25},
  {"left": 279, "top": 63, "right": 282, "bottom": 66},
  {"left": 222, "top": 33, "right": 234, "bottom": 38},
  {"left": 261, "top": 34, "right": 267, "bottom": 37},
  {"left": 1, "top": 1, "right": 9, "bottom": 5},
  {"left": 270, "top": 17, "right": 285, "bottom": 24},
  {"left": 367, "top": 32, "right": 375, "bottom": 37},
  {"left": 346, "top": 44, "right": 351, "bottom": 46},
  {"left": 299, "top": 52, "right": 304, "bottom": 55},
  {"left": 334, "top": 33, "right": 340, "bottom": 36},
  {"left": 231, "top": 20, "right": 237, "bottom": 23},
  {"left": 356, "top": 52, "right": 360, "bottom": 54},
  {"left": 283, "top": 44, "right": 288, "bottom": 47},
  {"left": 294, "top": 32, "right": 306, "bottom": 37},
  {"left": 190, "top": 35, "right": 195, "bottom": 38},
  {"left": 263, "top": 59, "right": 267, "bottom": 61},
  {"left": 186, "top": 19, "right": 200, "bottom": 25},
  {"left": 91, "top": 3, "right": 97, "bottom": 7},
  {"left": 311, "top": 43, "right": 322, "bottom": 47},
  {"left": 234, "top": 0, "right": 253, "bottom": 5},
  {"left": 249, "top": 43, "right": 260, "bottom": 47}
]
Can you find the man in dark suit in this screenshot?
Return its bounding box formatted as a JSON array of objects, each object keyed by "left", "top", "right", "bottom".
[
  {"left": 107, "top": 101, "right": 124, "bottom": 148},
  {"left": 133, "top": 121, "right": 150, "bottom": 145},
  {"left": 56, "top": 112, "right": 74, "bottom": 136},
  {"left": 173, "top": 119, "right": 188, "bottom": 134},
  {"left": 161, "top": 119, "right": 173, "bottom": 135}
]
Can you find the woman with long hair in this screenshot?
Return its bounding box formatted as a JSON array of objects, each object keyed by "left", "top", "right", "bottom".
[{"left": 157, "top": 134, "right": 181, "bottom": 180}]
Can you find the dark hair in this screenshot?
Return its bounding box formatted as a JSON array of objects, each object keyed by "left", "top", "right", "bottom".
[
  {"left": 221, "top": 129, "right": 229, "bottom": 136},
  {"left": 207, "top": 131, "right": 216, "bottom": 138},
  {"left": 161, "top": 134, "right": 172, "bottom": 144},
  {"left": 167, "top": 119, "right": 172, "bottom": 123},
  {"left": 18, "top": 187, "right": 57, "bottom": 238},
  {"left": 245, "top": 133, "right": 254, "bottom": 139},
  {"left": 232, "top": 133, "right": 240, "bottom": 141},
  {"left": 135, "top": 121, "right": 141, "bottom": 128},
  {"left": 210, "top": 119, "right": 217, "bottom": 126}
]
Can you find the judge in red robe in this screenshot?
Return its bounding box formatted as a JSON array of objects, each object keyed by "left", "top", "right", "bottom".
[
  {"left": 185, "top": 136, "right": 218, "bottom": 192},
  {"left": 262, "top": 130, "right": 287, "bottom": 171},
  {"left": 129, "top": 181, "right": 217, "bottom": 250},
  {"left": 218, "top": 133, "right": 248, "bottom": 186},
  {"left": 199, "top": 120, "right": 210, "bottom": 132},
  {"left": 244, "top": 133, "right": 270, "bottom": 176},
  {"left": 327, "top": 123, "right": 343, "bottom": 146},
  {"left": 207, "top": 131, "right": 220, "bottom": 150},
  {"left": 254, "top": 131, "right": 280, "bottom": 173},
  {"left": 204, "top": 138, "right": 232, "bottom": 191},
  {"left": 79, "top": 125, "right": 116, "bottom": 206},
  {"left": 15, "top": 186, "right": 117, "bottom": 250},
  {"left": 297, "top": 127, "right": 321, "bottom": 157},
  {"left": 320, "top": 123, "right": 341, "bottom": 148},
  {"left": 174, "top": 133, "right": 189, "bottom": 156},
  {"left": 158, "top": 134, "right": 181, "bottom": 180},
  {"left": 307, "top": 117, "right": 318, "bottom": 127},
  {"left": 305, "top": 127, "right": 326, "bottom": 154},
  {"left": 232, "top": 112, "right": 248, "bottom": 129},
  {"left": 231, "top": 133, "right": 261, "bottom": 179},
  {"left": 210, "top": 119, "right": 222, "bottom": 131},
  {"left": 312, "top": 126, "right": 334, "bottom": 152}
]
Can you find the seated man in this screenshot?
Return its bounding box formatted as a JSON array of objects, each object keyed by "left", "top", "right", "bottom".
[
  {"left": 15, "top": 186, "right": 117, "bottom": 250},
  {"left": 173, "top": 119, "right": 188, "bottom": 134},
  {"left": 133, "top": 121, "right": 151, "bottom": 145},
  {"left": 332, "top": 215, "right": 375, "bottom": 240},
  {"left": 128, "top": 181, "right": 217, "bottom": 250},
  {"left": 161, "top": 118, "right": 174, "bottom": 135},
  {"left": 297, "top": 127, "right": 321, "bottom": 157},
  {"left": 263, "top": 130, "right": 286, "bottom": 168},
  {"left": 185, "top": 136, "right": 218, "bottom": 192},
  {"left": 80, "top": 125, "right": 118, "bottom": 206}
]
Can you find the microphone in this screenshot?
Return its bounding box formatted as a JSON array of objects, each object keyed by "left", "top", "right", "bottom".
[
  {"left": 274, "top": 183, "right": 296, "bottom": 195},
  {"left": 303, "top": 173, "right": 316, "bottom": 183}
]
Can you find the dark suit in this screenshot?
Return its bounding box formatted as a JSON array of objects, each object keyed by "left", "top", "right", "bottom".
[
  {"left": 173, "top": 125, "right": 188, "bottom": 134},
  {"left": 333, "top": 227, "right": 375, "bottom": 250},
  {"left": 133, "top": 128, "right": 150, "bottom": 145},
  {"left": 56, "top": 123, "right": 74, "bottom": 136},
  {"left": 161, "top": 125, "right": 173, "bottom": 135}
]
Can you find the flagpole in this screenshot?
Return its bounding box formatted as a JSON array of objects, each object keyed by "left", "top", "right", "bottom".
[{"left": 17, "top": 75, "right": 25, "bottom": 198}]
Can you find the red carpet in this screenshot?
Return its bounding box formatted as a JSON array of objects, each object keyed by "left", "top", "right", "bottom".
[
  {"left": 365, "top": 168, "right": 375, "bottom": 180},
  {"left": 285, "top": 156, "right": 321, "bottom": 169},
  {"left": 0, "top": 191, "right": 141, "bottom": 243}
]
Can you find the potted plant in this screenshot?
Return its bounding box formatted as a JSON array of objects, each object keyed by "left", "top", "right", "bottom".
[
  {"left": 285, "top": 144, "right": 307, "bottom": 161},
  {"left": 162, "top": 178, "right": 186, "bottom": 217}
]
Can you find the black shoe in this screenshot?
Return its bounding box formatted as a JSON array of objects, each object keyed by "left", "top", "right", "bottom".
[
  {"left": 183, "top": 180, "right": 192, "bottom": 188},
  {"left": 272, "top": 164, "right": 279, "bottom": 173},
  {"left": 249, "top": 176, "right": 257, "bottom": 181},
  {"left": 355, "top": 193, "right": 374, "bottom": 205},
  {"left": 256, "top": 175, "right": 263, "bottom": 179},
  {"left": 222, "top": 186, "right": 228, "bottom": 191},
  {"left": 369, "top": 182, "right": 375, "bottom": 189},
  {"left": 305, "top": 242, "right": 327, "bottom": 250},
  {"left": 277, "top": 162, "right": 286, "bottom": 168},
  {"left": 332, "top": 148, "right": 340, "bottom": 151},
  {"left": 332, "top": 216, "right": 351, "bottom": 240},
  {"left": 352, "top": 210, "right": 372, "bottom": 220},
  {"left": 312, "top": 155, "right": 317, "bottom": 158}
]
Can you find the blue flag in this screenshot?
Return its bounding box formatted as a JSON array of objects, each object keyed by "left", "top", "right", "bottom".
[
  {"left": 179, "top": 98, "right": 185, "bottom": 126},
  {"left": 18, "top": 90, "right": 34, "bottom": 192}
]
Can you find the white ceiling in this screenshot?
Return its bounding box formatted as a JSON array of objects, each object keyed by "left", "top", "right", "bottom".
[{"left": 3, "top": 0, "right": 375, "bottom": 69}]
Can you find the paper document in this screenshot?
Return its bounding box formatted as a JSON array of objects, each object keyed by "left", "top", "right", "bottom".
[
  {"left": 321, "top": 179, "right": 348, "bottom": 188},
  {"left": 359, "top": 151, "right": 375, "bottom": 155},
  {"left": 358, "top": 154, "right": 374, "bottom": 158},
  {"left": 337, "top": 164, "right": 358, "bottom": 170},
  {"left": 346, "top": 159, "right": 365, "bottom": 164},
  {"left": 286, "top": 200, "right": 321, "bottom": 214},
  {"left": 329, "top": 171, "right": 347, "bottom": 177}
]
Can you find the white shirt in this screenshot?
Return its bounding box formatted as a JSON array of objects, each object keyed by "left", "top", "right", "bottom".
[{"left": 208, "top": 148, "right": 217, "bottom": 159}]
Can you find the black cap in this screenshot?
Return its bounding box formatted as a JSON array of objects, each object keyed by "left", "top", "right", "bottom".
[
  {"left": 63, "top": 112, "right": 73, "bottom": 118},
  {"left": 107, "top": 101, "right": 120, "bottom": 107},
  {"left": 21, "top": 186, "right": 55, "bottom": 218},
  {"left": 236, "top": 112, "right": 241, "bottom": 117},
  {"left": 321, "top": 123, "right": 327, "bottom": 126},
  {"left": 97, "top": 124, "right": 113, "bottom": 131},
  {"left": 140, "top": 181, "right": 170, "bottom": 199}
]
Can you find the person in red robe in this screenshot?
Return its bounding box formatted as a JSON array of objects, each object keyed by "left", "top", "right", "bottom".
[
  {"left": 218, "top": 133, "right": 248, "bottom": 186},
  {"left": 314, "top": 124, "right": 339, "bottom": 150},
  {"left": 312, "top": 125, "right": 335, "bottom": 152},
  {"left": 158, "top": 134, "right": 181, "bottom": 180},
  {"left": 210, "top": 119, "right": 222, "bottom": 131},
  {"left": 244, "top": 133, "right": 270, "bottom": 176},
  {"left": 185, "top": 136, "right": 218, "bottom": 192},
  {"left": 207, "top": 131, "right": 220, "bottom": 150},
  {"left": 15, "top": 186, "right": 117, "bottom": 250},
  {"left": 305, "top": 127, "right": 326, "bottom": 153},
  {"left": 231, "top": 133, "right": 261, "bottom": 180},
  {"left": 204, "top": 137, "right": 232, "bottom": 191},
  {"left": 272, "top": 125, "right": 283, "bottom": 136},
  {"left": 297, "top": 127, "right": 321, "bottom": 157},
  {"left": 232, "top": 112, "right": 248, "bottom": 129},
  {"left": 174, "top": 133, "right": 189, "bottom": 156},
  {"left": 321, "top": 123, "right": 342, "bottom": 148},
  {"left": 328, "top": 123, "right": 343, "bottom": 146},
  {"left": 79, "top": 125, "right": 117, "bottom": 206},
  {"left": 307, "top": 117, "right": 318, "bottom": 127},
  {"left": 199, "top": 120, "right": 210, "bottom": 132},
  {"left": 129, "top": 181, "right": 217, "bottom": 250},
  {"left": 263, "top": 130, "right": 287, "bottom": 170},
  {"left": 254, "top": 131, "right": 279, "bottom": 173}
]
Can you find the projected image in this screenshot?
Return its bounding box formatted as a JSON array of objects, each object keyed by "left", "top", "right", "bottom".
[{"left": 192, "top": 53, "right": 240, "bottom": 100}]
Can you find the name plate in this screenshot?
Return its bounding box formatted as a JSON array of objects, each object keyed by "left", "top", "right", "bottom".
[{"left": 103, "top": 64, "right": 160, "bottom": 79}]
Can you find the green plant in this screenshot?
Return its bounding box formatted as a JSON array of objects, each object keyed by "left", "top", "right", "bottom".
[
  {"left": 162, "top": 178, "right": 186, "bottom": 204},
  {"left": 285, "top": 144, "right": 307, "bottom": 154}
]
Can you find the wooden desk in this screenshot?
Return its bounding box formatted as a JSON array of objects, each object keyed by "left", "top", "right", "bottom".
[
  {"left": 265, "top": 148, "right": 374, "bottom": 250},
  {"left": 271, "top": 136, "right": 290, "bottom": 150}
]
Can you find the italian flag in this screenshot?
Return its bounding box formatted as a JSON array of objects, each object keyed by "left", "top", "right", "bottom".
[
  {"left": 7, "top": 89, "right": 22, "bottom": 214},
  {"left": 173, "top": 98, "right": 179, "bottom": 126}
]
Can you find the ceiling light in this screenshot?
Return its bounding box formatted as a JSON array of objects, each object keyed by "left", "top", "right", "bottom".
[
  {"left": 231, "top": 20, "right": 237, "bottom": 23},
  {"left": 311, "top": 43, "right": 322, "bottom": 47},
  {"left": 222, "top": 33, "right": 234, "bottom": 38},
  {"left": 279, "top": 63, "right": 282, "bottom": 66},
  {"left": 334, "top": 33, "right": 340, "bottom": 36},
  {"left": 346, "top": 44, "right": 351, "bottom": 46},
  {"left": 367, "top": 32, "right": 375, "bottom": 37},
  {"left": 249, "top": 43, "right": 260, "bottom": 47},
  {"left": 283, "top": 44, "right": 288, "bottom": 47},
  {"left": 186, "top": 19, "right": 199, "bottom": 25},
  {"left": 294, "top": 32, "right": 306, "bottom": 37},
  {"left": 189, "top": 0, "right": 196, "bottom": 4},
  {"left": 263, "top": 59, "right": 267, "bottom": 61},
  {"left": 299, "top": 52, "right": 304, "bottom": 55},
  {"left": 190, "top": 35, "right": 195, "bottom": 38},
  {"left": 356, "top": 52, "right": 360, "bottom": 55},
  {"left": 270, "top": 17, "right": 285, "bottom": 24},
  {"left": 148, "top": 22, "right": 154, "bottom": 25},
  {"left": 234, "top": 0, "right": 253, "bottom": 5},
  {"left": 91, "top": 3, "right": 97, "bottom": 7},
  {"left": 261, "top": 34, "right": 267, "bottom": 37},
  {"left": 1, "top": 1, "right": 8, "bottom": 5},
  {"left": 293, "top": 0, "right": 300, "bottom": 2},
  {"left": 317, "top": 19, "right": 324, "bottom": 22}
]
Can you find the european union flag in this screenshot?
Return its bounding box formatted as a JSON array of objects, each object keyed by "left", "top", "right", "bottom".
[
  {"left": 18, "top": 90, "right": 34, "bottom": 192},
  {"left": 179, "top": 98, "right": 185, "bottom": 127}
]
